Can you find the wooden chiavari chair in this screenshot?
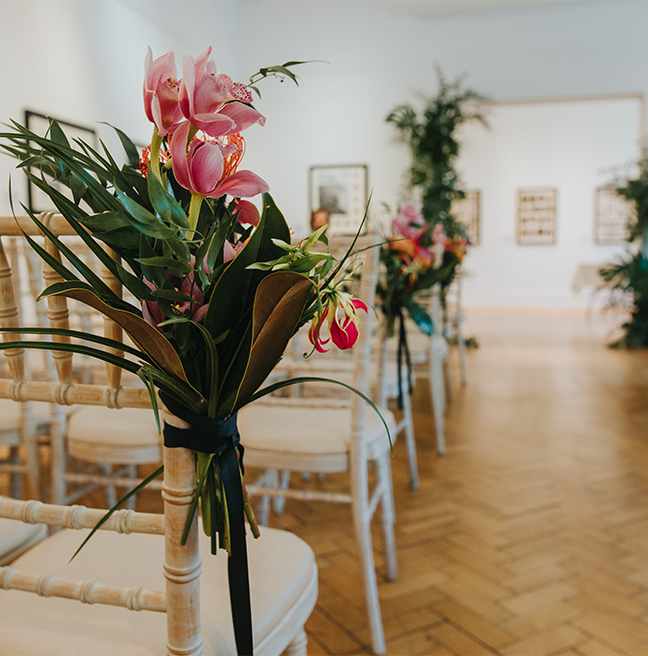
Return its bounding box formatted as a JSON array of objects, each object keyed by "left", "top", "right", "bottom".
[{"left": 0, "top": 215, "right": 318, "bottom": 655}]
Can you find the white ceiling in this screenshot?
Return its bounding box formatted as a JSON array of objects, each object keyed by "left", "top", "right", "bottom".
[{"left": 388, "top": 0, "right": 598, "bottom": 20}]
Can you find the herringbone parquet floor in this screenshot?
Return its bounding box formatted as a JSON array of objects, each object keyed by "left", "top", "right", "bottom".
[
  {"left": 251, "top": 310, "right": 648, "bottom": 655},
  {"left": 4, "top": 309, "right": 647, "bottom": 655}
]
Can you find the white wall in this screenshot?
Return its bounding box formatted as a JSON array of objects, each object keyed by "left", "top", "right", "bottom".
[
  {"left": 0, "top": 0, "right": 239, "bottom": 212},
  {"left": 458, "top": 97, "right": 641, "bottom": 308},
  {"left": 2, "top": 0, "right": 648, "bottom": 308},
  {"left": 240, "top": 0, "right": 648, "bottom": 307}
]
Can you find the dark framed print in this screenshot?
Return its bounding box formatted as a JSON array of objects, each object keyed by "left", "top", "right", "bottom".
[
  {"left": 24, "top": 110, "right": 98, "bottom": 214},
  {"left": 309, "top": 164, "right": 368, "bottom": 235}
]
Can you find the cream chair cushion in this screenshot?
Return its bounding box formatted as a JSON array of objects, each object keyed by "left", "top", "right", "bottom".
[
  {"left": 0, "top": 517, "right": 47, "bottom": 566},
  {"left": 0, "top": 398, "right": 51, "bottom": 443},
  {"left": 0, "top": 526, "right": 317, "bottom": 655},
  {"left": 238, "top": 404, "right": 396, "bottom": 472},
  {"left": 66, "top": 406, "right": 162, "bottom": 464}
]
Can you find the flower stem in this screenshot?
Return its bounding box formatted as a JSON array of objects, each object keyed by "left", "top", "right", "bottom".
[
  {"left": 150, "top": 127, "right": 163, "bottom": 182},
  {"left": 188, "top": 193, "right": 204, "bottom": 233}
]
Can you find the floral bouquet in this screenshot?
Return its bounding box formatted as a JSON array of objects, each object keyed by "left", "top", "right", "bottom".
[
  {"left": 377, "top": 201, "right": 468, "bottom": 406},
  {"left": 0, "top": 46, "right": 371, "bottom": 655},
  {"left": 378, "top": 201, "right": 468, "bottom": 337}
]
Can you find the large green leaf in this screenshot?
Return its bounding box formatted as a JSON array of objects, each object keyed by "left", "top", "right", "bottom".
[
  {"left": 116, "top": 190, "right": 179, "bottom": 240},
  {"left": 39, "top": 280, "right": 190, "bottom": 384},
  {"left": 232, "top": 272, "right": 313, "bottom": 412},
  {"left": 147, "top": 172, "right": 190, "bottom": 229},
  {"left": 203, "top": 193, "right": 290, "bottom": 339}
]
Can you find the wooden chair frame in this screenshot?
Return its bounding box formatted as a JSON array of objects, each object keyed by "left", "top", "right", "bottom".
[{"left": 0, "top": 214, "right": 315, "bottom": 655}]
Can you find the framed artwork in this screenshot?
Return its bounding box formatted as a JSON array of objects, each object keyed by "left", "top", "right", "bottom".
[
  {"left": 309, "top": 164, "right": 368, "bottom": 235},
  {"left": 516, "top": 188, "right": 557, "bottom": 245},
  {"left": 24, "top": 110, "right": 98, "bottom": 214},
  {"left": 594, "top": 187, "right": 632, "bottom": 244},
  {"left": 453, "top": 190, "right": 481, "bottom": 245}
]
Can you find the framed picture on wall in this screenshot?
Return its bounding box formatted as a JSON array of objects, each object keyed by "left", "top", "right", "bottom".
[
  {"left": 516, "top": 187, "right": 557, "bottom": 245},
  {"left": 452, "top": 190, "right": 481, "bottom": 245},
  {"left": 594, "top": 187, "right": 632, "bottom": 244},
  {"left": 24, "top": 110, "right": 98, "bottom": 214},
  {"left": 309, "top": 164, "right": 368, "bottom": 235}
]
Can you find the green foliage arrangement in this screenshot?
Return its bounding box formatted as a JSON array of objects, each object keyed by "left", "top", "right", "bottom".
[
  {"left": 601, "top": 152, "right": 648, "bottom": 348},
  {"left": 386, "top": 69, "right": 488, "bottom": 256}
]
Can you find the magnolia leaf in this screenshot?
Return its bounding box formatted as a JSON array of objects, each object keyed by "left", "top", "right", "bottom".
[
  {"left": 232, "top": 272, "right": 313, "bottom": 412},
  {"left": 203, "top": 193, "right": 290, "bottom": 340},
  {"left": 39, "top": 281, "right": 190, "bottom": 384}
]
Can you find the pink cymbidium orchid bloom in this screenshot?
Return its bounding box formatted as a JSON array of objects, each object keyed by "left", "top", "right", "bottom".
[
  {"left": 143, "top": 47, "right": 184, "bottom": 138},
  {"left": 170, "top": 121, "right": 269, "bottom": 201},
  {"left": 179, "top": 46, "right": 266, "bottom": 138},
  {"left": 392, "top": 201, "right": 426, "bottom": 241},
  {"left": 232, "top": 200, "right": 260, "bottom": 227}
]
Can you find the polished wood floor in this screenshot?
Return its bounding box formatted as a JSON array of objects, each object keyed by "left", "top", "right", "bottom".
[
  {"left": 5, "top": 309, "right": 648, "bottom": 655},
  {"left": 257, "top": 310, "right": 648, "bottom": 655}
]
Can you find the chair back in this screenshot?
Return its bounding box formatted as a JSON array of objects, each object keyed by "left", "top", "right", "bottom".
[{"left": 0, "top": 214, "right": 202, "bottom": 655}]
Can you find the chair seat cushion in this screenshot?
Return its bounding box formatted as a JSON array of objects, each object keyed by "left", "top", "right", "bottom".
[
  {"left": 238, "top": 404, "right": 396, "bottom": 472},
  {"left": 0, "top": 525, "right": 317, "bottom": 655},
  {"left": 67, "top": 406, "right": 162, "bottom": 464},
  {"left": 0, "top": 517, "right": 47, "bottom": 566},
  {"left": 0, "top": 398, "right": 51, "bottom": 435}
]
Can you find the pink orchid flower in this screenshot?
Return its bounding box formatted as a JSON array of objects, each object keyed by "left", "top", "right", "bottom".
[
  {"left": 223, "top": 240, "right": 245, "bottom": 263},
  {"left": 178, "top": 46, "right": 266, "bottom": 138},
  {"left": 432, "top": 222, "right": 446, "bottom": 246},
  {"left": 170, "top": 121, "right": 269, "bottom": 199},
  {"left": 232, "top": 200, "right": 260, "bottom": 227},
  {"left": 141, "top": 257, "right": 208, "bottom": 330},
  {"left": 392, "top": 201, "right": 426, "bottom": 241},
  {"left": 143, "top": 47, "right": 184, "bottom": 138}
]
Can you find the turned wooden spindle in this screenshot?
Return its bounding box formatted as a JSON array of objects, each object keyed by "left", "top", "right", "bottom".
[
  {"left": 102, "top": 247, "right": 123, "bottom": 393},
  {"left": 39, "top": 213, "right": 73, "bottom": 390},
  {"left": 0, "top": 237, "right": 26, "bottom": 386},
  {"left": 0, "top": 567, "right": 166, "bottom": 612},
  {"left": 161, "top": 413, "right": 203, "bottom": 656}
]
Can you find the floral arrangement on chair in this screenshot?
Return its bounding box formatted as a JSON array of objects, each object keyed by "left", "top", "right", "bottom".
[
  {"left": 378, "top": 201, "right": 469, "bottom": 336},
  {"left": 0, "top": 46, "right": 374, "bottom": 655},
  {"left": 384, "top": 69, "right": 486, "bottom": 325}
]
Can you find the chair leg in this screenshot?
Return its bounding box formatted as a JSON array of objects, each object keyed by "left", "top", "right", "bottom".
[
  {"left": 443, "top": 355, "right": 453, "bottom": 404},
  {"left": 458, "top": 320, "right": 468, "bottom": 387},
  {"left": 402, "top": 392, "right": 419, "bottom": 490},
  {"left": 126, "top": 464, "right": 137, "bottom": 510},
  {"left": 351, "top": 479, "right": 386, "bottom": 655},
  {"left": 272, "top": 469, "right": 291, "bottom": 515},
  {"left": 376, "top": 453, "right": 398, "bottom": 581},
  {"left": 430, "top": 358, "right": 446, "bottom": 455},
  {"left": 9, "top": 446, "right": 21, "bottom": 499},
  {"left": 257, "top": 469, "right": 278, "bottom": 526},
  {"left": 285, "top": 627, "right": 308, "bottom": 656},
  {"left": 49, "top": 406, "right": 68, "bottom": 505},
  {"left": 101, "top": 463, "right": 117, "bottom": 508},
  {"left": 23, "top": 429, "right": 40, "bottom": 500}
]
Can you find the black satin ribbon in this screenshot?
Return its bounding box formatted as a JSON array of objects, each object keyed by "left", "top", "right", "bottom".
[
  {"left": 396, "top": 310, "right": 413, "bottom": 410},
  {"left": 159, "top": 391, "right": 253, "bottom": 656}
]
